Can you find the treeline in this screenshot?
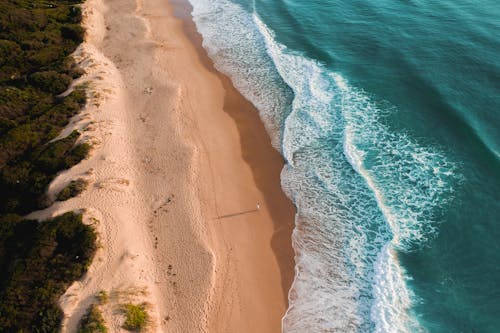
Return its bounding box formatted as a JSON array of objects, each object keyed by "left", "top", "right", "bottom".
[{"left": 0, "top": 0, "right": 97, "bottom": 331}]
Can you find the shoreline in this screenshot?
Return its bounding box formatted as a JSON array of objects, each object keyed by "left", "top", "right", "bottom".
[
  {"left": 30, "top": 0, "right": 295, "bottom": 331},
  {"left": 171, "top": 0, "right": 296, "bottom": 308},
  {"left": 163, "top": 0, "right": 297, "bottom": 330}
]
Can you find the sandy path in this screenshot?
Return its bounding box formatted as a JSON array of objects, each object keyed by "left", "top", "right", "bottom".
[{"left": 27, "top": 0, "right": 295, "bottom": 331}]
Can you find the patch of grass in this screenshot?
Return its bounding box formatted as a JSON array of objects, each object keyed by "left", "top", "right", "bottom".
[
  {"left": 57, "top": 178, "right": 88, "bottom": 201},
  {"left": 122, "top": 303, "right": 148, "bottom": 332},
  {"left": 96, "top": 290, "right": 108, "bottom": 305},
  {"left": 78, "top": 304, "right": 107, "bottom": 333}
]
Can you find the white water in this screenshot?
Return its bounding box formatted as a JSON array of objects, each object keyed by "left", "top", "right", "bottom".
[
  {"left": 187, "top": 0, "right": 460, "bottom": 331},
  {"left": 188, "top": 0, "right": 292, "bottom": 149}
]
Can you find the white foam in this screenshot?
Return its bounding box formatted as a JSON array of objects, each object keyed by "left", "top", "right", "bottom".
[
  {"left": 254, "top": 16, "right": 396, "bottom": 332},
  {"left": 371, "top": 244, "right": 426, "bottom": 333},
  {"left": 340, "top": 82, "right": 460, "bottom": 251},
  {"left": 188, "top": 0, "right": 292, "bottom": 149},
  {"left": 187, "top": 1, "right": 461, "bottom": 332}
]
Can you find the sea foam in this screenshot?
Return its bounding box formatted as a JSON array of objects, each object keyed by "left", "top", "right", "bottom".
[
  {"left": 187, "top": 0, "right": 460, "bottom": 332},
  {"left": 188, "top": 0, "right": 293, "bottom": 149}
]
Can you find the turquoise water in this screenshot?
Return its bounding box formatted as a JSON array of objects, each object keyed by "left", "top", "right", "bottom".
[{"left": 187, "top": 0, "right": 500, "bottom": 331}]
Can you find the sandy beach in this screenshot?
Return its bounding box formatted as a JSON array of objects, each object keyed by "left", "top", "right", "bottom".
[{"left": 26, "top": 0, "right": 295, "bottom": 331}]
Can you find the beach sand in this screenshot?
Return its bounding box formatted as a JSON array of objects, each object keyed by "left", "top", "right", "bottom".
[{"left": 26, "top": 0, "right": 295, "bottom": 331}]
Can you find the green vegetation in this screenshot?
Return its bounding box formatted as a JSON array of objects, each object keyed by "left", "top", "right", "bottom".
[
  {"left": 0, "top": 0, "right": 97, "bottom": 332},
  {"left": 2, "top": 128, "right": 91, "bottom": 212},
  {"left": 30, "top": 70, "right": 73, "bottom": 94},
  {"left": 57, "top": 178, "right": 88, "bottom": 201},
  {"left": 122, "top": 303, "right": 149, "bottom": 332},
  {"left": 0, "top": 213, "right": 97, "bottom": 332},
  {"left": 0, "top": 0, "right": 89, "bottom": 215},
  {"left": 78, "top": 304, "right": 108, "bottom": 333},
  {"left": 96, "top": 290, "right": 109, "bottom": 305}
]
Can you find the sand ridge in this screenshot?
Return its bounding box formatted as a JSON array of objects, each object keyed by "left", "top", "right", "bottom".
[{"left": 27, "top": 0, "right": 295, "bottom": 331}]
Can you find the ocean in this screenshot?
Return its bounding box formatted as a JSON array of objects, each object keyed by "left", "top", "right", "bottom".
[{"left": 186, "top": 0, "right": 500, "bottom": 331}]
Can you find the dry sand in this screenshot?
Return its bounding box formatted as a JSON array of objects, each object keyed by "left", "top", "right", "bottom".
[{"left": 27, "top": 0, "right": 295, "bottom": 331}]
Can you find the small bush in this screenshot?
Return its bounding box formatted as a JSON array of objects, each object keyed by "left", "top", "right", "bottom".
[
  {"left": 78, "top": 304, "right": 107, "bottom": 333},
  {"left": 29, "top": 71, "right": 72, "bottom": 94},
  {"left": 60, "top": 24, "right": 84, "bottom": 43},
  {"left": 29, "top": 46, "right": 64, "bottom": 68},
  {"left": 0, "top": 40, "right": 21, "bottom": 67},
  {"left": 56, "top": 178, "right": 87, "bottom": 201},
  {"left": 68, "top": 6, "right": 83, "bottom": 23},
  {"left": 122, "top": 303, "right": 148, "bottom": 331},
  {"left": 65, "top": 142, "right": 91, "bottom": 167},
  {"left": 96, "top": 290, "right": 108, "bottom": 305}
]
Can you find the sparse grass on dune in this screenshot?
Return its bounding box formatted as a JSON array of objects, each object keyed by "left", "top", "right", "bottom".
[
  {"left": 122, "top": 303, "right": 149, "bottom": 332},
  {"left": 78, "top": 304, "right": 108, "bottom": 333}
]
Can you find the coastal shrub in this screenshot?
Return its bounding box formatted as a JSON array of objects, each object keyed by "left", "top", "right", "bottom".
[
  {"left": 0, "top": 66, "right": 21, "bottom": 84},
  {"left": 0, "top": 0, "right": 98, "bottom": 331},
  {"left": 69, "top": 6, "right": 83, "bottom": 23},
  {"left": 0, "top": 128, "right": 92, "bottom": 214},
  {"left": 97, "top": 290, "right": 109, "bottom": 304},
  {"left": 29, "top": 70, "right": 72, "bottom": 94},
  {"left": 29, "top": 46, "right": 65, "bottom": 68},
  {"left": 63, "top": 56, "right": 86, "bottom": 79},
  {"left": 0, "top": 87, "right": 37, "bottom": 132},
  {"left": 60, "top": 24, "right": 84, "bottom": 43},
  {"left": 0, "top": 40, "right": 21, "bottom": 67},
  {"left": 35, "top": 130, "right": 82, "bottom": 171},
  {"left": 57, "top": 178, "right": 88, "bottom": 201},
  {"left": 122, "top": 303, "right": 148, "bottom": 331},
  {"left": 78, "top": 304, "right": 108, "bottom": 333},
  {"left": 0, "top": 213, "right": 97, "bottom": 332}
]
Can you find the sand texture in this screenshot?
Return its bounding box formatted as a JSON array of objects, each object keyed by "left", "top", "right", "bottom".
[{"left": 26, "top": 0, "right": 295, "bottom": 331}]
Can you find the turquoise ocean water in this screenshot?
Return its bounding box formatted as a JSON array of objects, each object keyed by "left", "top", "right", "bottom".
[{"left": 186, "top": 0, "right": 500, "bottom": 331}]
